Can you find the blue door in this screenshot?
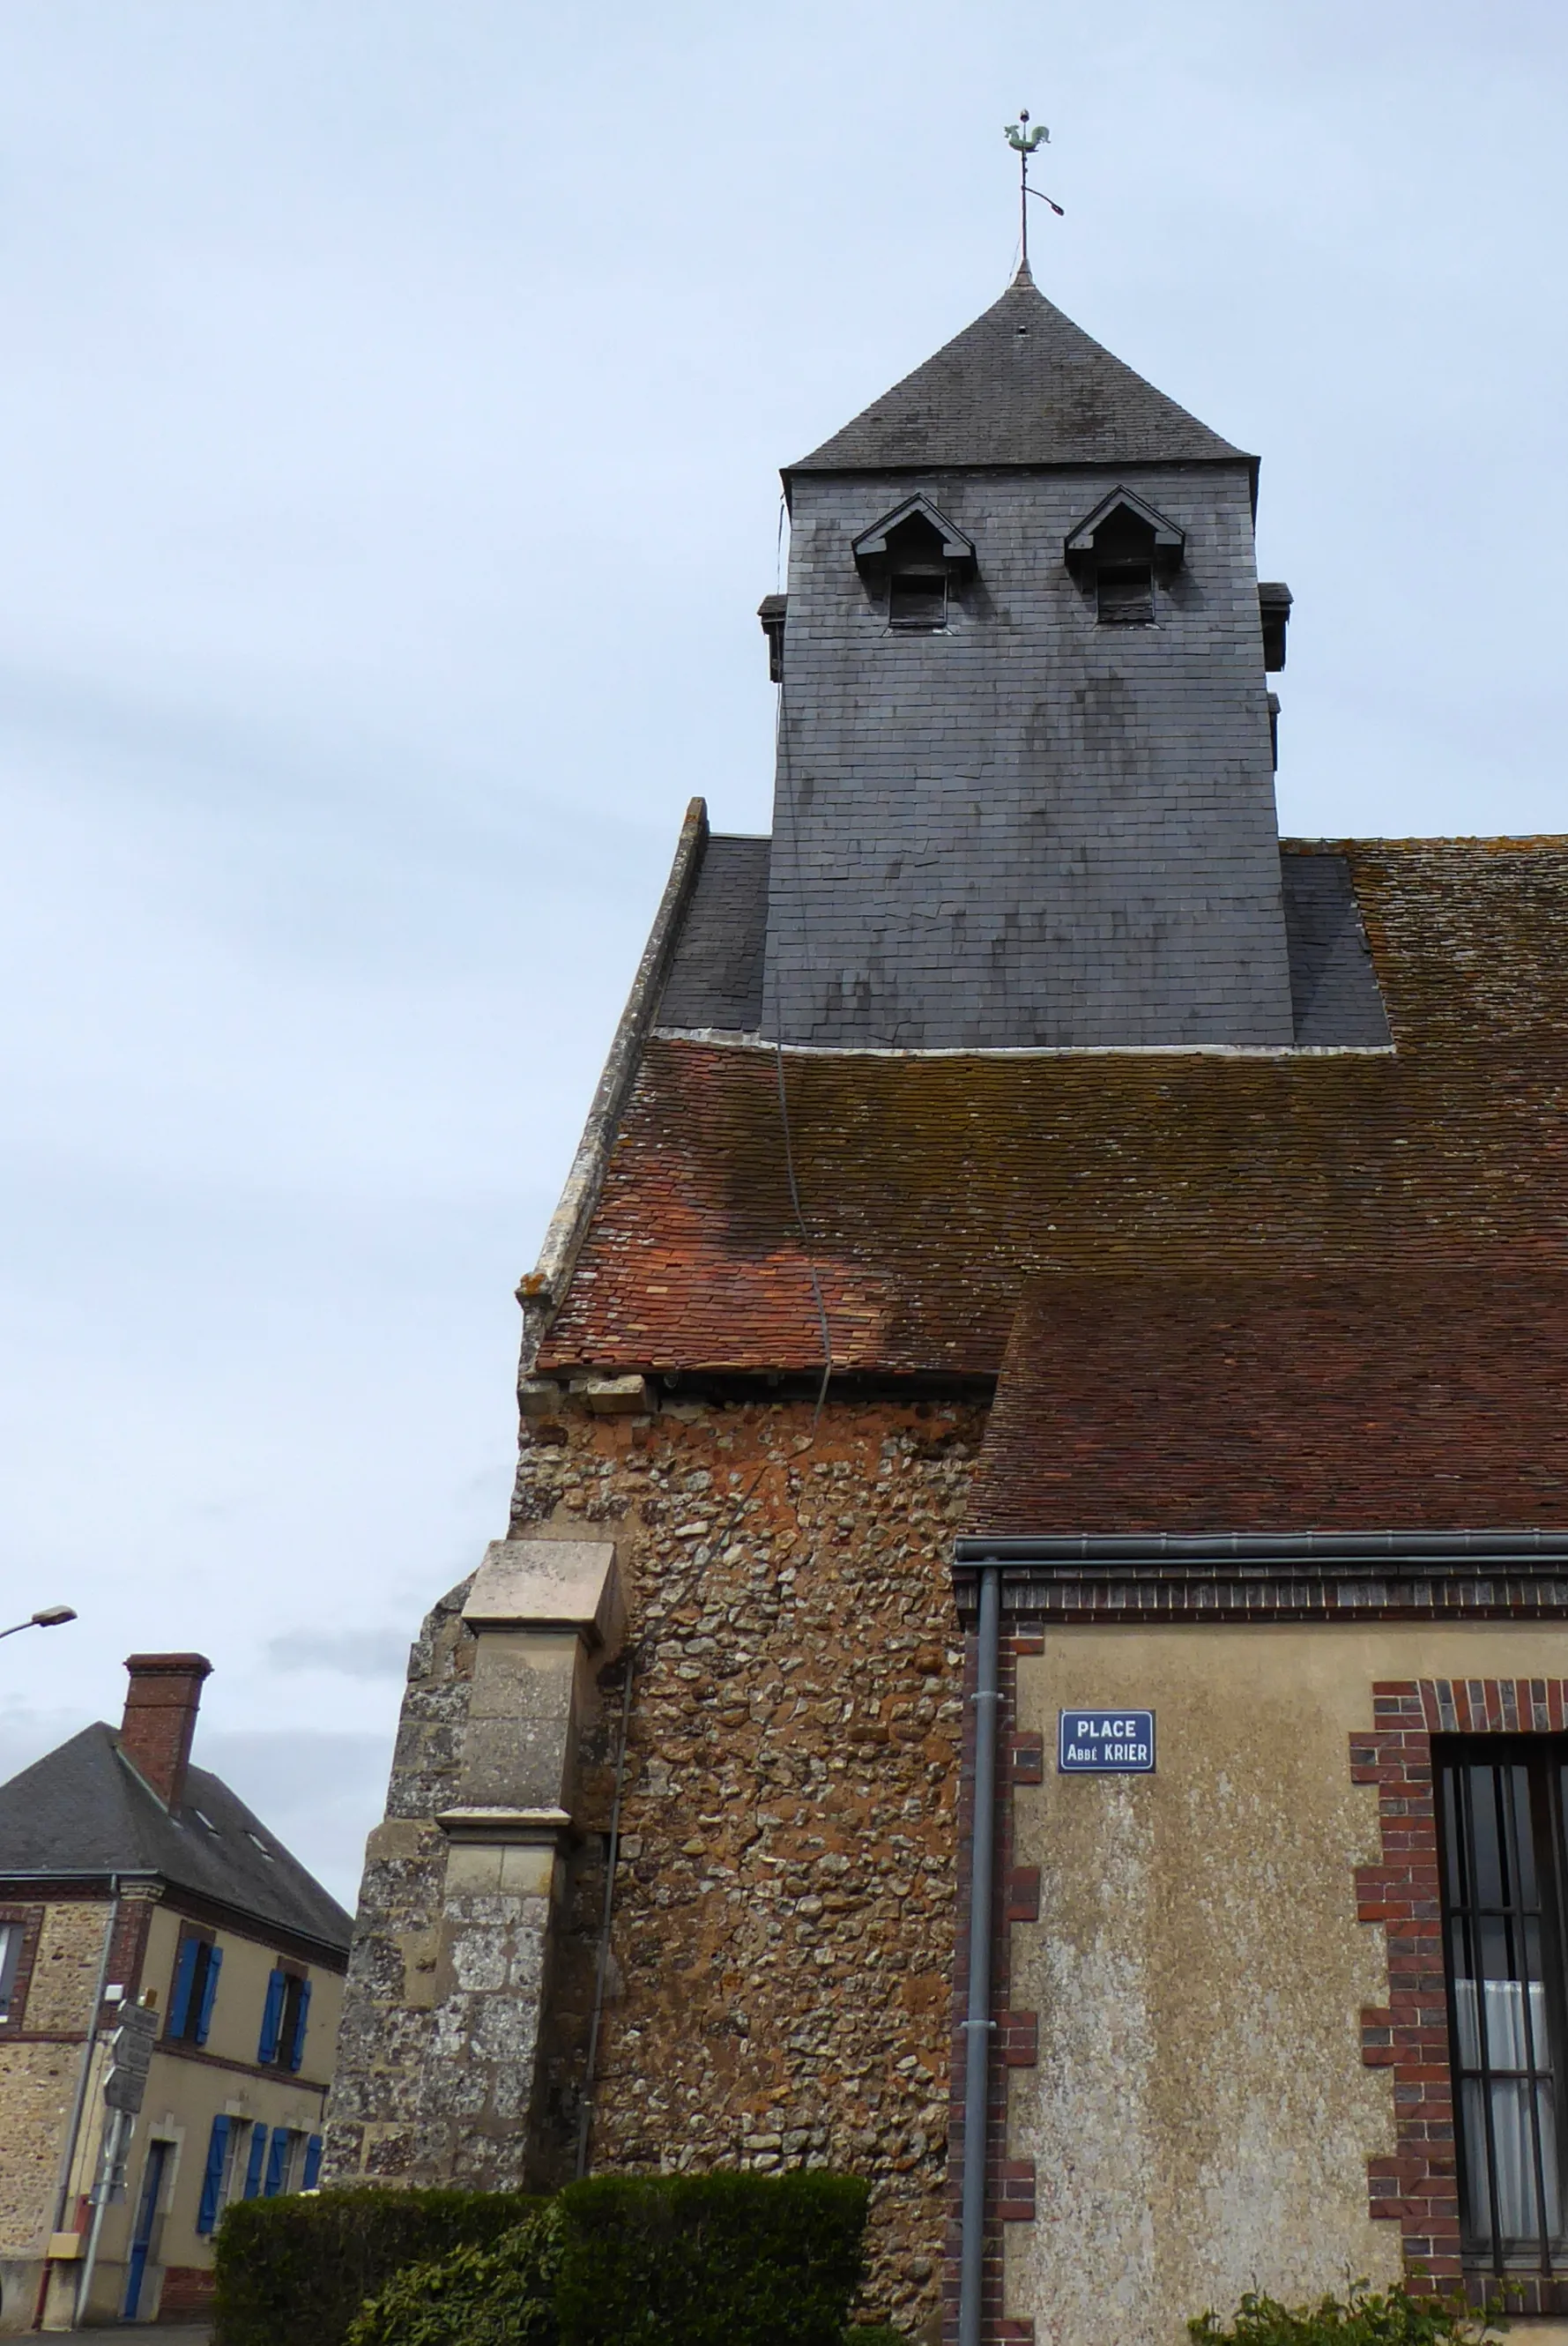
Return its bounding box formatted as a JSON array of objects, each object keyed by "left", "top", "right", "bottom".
[{"left": 123, "top": 2139, "right": 169, "bottom": 2320}]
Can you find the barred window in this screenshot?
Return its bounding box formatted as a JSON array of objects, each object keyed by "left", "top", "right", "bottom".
[{"left": 1438, "top": 1742, "right": 1568, "bottom": 2273}]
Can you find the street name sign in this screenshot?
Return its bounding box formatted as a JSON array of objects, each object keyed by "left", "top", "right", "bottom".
[
  {"left": 1058, "top": 1709, "right": 1156, "bottom": 1773},
  {"left": 103, "top": 2002, "right": 158, "bottom": 2113}
]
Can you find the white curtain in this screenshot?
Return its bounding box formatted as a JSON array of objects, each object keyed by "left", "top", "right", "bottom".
[{"left": 1455, "top": 1977, "right": 1557, "bottom": 2240}]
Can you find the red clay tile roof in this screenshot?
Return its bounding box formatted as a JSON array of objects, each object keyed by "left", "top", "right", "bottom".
[
  {"left": 965, "top": 1270, "right": 1568, "bottom": 1535},
  {"left": 538, "top": 839, "right": 1568, "bottom": 1380}
]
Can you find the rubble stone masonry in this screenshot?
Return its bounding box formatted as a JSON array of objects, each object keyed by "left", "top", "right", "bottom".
[
  {"left": 327, "top": 1392, "right": 985, "bottom": 2335},
  {"left": 0, "top": 1899, "right": 110, "bottom": 2267}
]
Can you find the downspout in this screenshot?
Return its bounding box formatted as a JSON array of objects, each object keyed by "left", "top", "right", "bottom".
[{"left": 959, "top": 1566, "right": 1001, "bottom": 2346}]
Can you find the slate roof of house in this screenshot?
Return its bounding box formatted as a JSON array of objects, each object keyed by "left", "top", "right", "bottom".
[
  {"left": 965, "top": 1270, "right": 1568, "bottom": 1535},
  {"left": 791, "top": 272, "right": 1245, "bottom": 473},
  {"left": 538, "top": 837, "right": 1568, "bottom": 1382},
  {"left": 0, "top": 1724, "right": 353, "bottom": 1959}
]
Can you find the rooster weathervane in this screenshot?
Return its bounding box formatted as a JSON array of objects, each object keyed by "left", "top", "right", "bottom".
[{"left": 1004, "top": 110, "right": 1064, "bottom": 275}]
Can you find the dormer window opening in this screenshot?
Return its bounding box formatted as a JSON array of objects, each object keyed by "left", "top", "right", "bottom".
[
  {"left": 1096, "top": 559, "right": 1155, "bottom": 627},
  {"left": 851, "top": 495, "right": 976, "bottom": 637},
  {"left": 1066, "top": 486, "right": 1185, "bottom": 632},
  {"left": 889, "top": 564, "right": 948, "bottom": 631}
]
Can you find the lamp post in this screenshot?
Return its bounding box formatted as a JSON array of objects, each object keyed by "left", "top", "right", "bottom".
[{"left": 0, "top": 1606, "right": 76, "bottom": 1642}]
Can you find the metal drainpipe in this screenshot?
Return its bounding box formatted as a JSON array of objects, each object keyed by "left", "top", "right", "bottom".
[{"left": 959, "top": 1565, "right": 1001, "bottom": 2346}]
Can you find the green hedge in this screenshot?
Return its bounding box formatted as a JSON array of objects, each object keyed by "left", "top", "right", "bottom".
[
  {"left": 553, "top": 2171, "right": 870, "bottom": 2346},
  {"left": 212, "top": 2186, "right": 537, "bottom": 2346},
  {"left": 218, "top": 2171, "right": 873, "bottom": 2346}
]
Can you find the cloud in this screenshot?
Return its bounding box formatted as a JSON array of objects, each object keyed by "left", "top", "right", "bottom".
[
  {"left": 194, "top": 1727, "right": 391, "bottom": 1910},
  {"left": 264, "top": 1628, "right": 412, "bottom": 1681}
]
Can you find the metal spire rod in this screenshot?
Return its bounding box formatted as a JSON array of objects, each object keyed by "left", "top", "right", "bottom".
[{"left": 1004, "top": 109, "right": 1063, "bottom": 275}]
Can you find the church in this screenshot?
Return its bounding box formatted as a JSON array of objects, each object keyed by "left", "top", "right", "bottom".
[{"left": 322, "top": 261, "right": 1568, "bottom": 2346}]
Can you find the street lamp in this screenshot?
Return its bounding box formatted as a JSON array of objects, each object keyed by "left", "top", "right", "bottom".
[{"left": 0, "top": 1606, "right": 77, "bottom": 1642}]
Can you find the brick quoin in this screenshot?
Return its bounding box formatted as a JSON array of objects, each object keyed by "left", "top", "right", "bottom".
[{"left": 1353, "top": 1678, "right": 1568, "bottom": 2313}]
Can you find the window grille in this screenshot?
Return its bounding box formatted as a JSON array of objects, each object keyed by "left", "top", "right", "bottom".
[{"left": 1438, "top": 1743, "right": 1568, "bottom": 2273}]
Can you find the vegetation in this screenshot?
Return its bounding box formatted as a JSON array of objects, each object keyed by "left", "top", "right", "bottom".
[
  {"left": 552, "top": 2170, "right": 872, "bottom": 2346},
  {"left": 345, "top": 2202, "right": 563, "bottom": 2346},
  {"left": 212, "top": 2185, "right": 536, "bottom": 2346},
  {"left": 274, "top": 2168, "right": 874, "bottom": 2346},
  {"left": 1189, "top": 2282, "right": 1505, "bottom": 2346}
]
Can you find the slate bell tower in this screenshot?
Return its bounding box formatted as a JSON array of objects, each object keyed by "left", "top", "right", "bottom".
[{"left": 761, "top": 267, "right": 1297, "bottom": 1049}]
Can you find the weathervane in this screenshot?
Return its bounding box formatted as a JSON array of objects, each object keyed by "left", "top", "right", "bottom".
[{"left": 1004, "top": 110, "right": 1064, "bottom": 275}]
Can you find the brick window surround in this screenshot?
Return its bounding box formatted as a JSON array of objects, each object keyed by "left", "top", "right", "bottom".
[
  {"left": 0, "top": 1904, "right": 43, "bottom": 2029},
  {"left": 1354, "top": 1679, "right": 1568, "bottom": 2313}
]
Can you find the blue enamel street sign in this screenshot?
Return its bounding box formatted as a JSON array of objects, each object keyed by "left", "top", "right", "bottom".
[{"left": 1058, "top": 1709, "right": 1156, "bottom": 1773}]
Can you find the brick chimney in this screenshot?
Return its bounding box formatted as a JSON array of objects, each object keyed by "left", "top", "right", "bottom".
[{"left": 119, "top": 1654, "right": 212, "bottom": 1809}]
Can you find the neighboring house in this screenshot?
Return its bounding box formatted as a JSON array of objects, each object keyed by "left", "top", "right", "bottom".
[
  {"left": 323, "top": 260, "right": 1568, "bottom": 2346},
  {"left": 0, "top": 1654, "right": 351, "bottom": 2330}
]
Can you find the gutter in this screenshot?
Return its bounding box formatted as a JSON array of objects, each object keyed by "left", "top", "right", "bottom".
[
  {"left": 516, "top": 796, "right": 710, "bottom": 1375},
  {"left": 958, "top": 1567, "right": 1000, "bottom": 2346},
  {"left": 955, "top": 1530, "right": 1568, "bottom": 1566}
]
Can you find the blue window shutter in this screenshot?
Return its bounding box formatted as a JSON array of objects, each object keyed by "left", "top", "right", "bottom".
[
  {"left": 196, "top": 2115, "right": 229, "bottom": 2237},
  {"left": 195, "top": 1945, "right": 223, "bottom": 2045},
  {"left": 256, "top": 1970, "right": 286, "bottom": 2065},
  {"left": 168, "top": 1936, "right": 200, "bottom": 2038},
  {"left": 243, "top": 2122, "right": 267, "bottom": 2200},
  {"left": 287, "top": 1979, "right": 311, "bottom": 2073},
  {"left": 263, "top": 2127, "right": 289, "bottom": 2197},
  {"left": 302, "top": 2134, "right": 323, "bottom": 2191}
]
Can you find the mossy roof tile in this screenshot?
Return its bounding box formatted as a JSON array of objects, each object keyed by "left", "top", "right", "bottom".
[{"left": 539, "top": 839, "right": 1568, "bottom": 1380}]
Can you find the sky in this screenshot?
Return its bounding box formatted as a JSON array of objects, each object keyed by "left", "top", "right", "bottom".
[{"left": 1, "top": 1, "right": 1564, "bottom": 1907}]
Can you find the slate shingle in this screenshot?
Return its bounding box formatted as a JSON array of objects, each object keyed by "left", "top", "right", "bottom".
[
  {"left": 0, "top": 1723, "right": 353, "bottom": 1956},
  {"left": 791, "top": 272, "right": 1245, "bottom": 473}
]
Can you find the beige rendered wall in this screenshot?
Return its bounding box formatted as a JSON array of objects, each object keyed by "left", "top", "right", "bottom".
[
  {"left": 83, "top": 1906, "right": 342, "bottom": 2314},
  {"left": 1007, "top": 1621, "right": 1568, "bottom": 2346},
  {"left": 48, "top": 1907, "right": 343, "bottom": 2325},
  {"left": 137, "top": 1903, "right": 344, "bottom": 2086}
]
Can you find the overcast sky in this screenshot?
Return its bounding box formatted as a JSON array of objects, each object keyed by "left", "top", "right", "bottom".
[{"left": 1, "top": 1, "right": 1564, "bottom": 1907}]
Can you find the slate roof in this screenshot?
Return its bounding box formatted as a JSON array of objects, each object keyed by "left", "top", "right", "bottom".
[
  {"left": 656, "top": 835, "right": 769, "bottom": 1033},
  {"left": 654, "top": 837, "right": 1389, "bottom": 1052},
  {"left": 791, "top": 272, "right": 1245, "bottom": 473},
  {"left": 965, "top": 1270, "right": 1568, "bottom": 1535},
  {"left": 538, "top": 838, "right": 1568, "bottom": 1380},
  {"left": 0, "top": 1724, "right": 353, "bottom": 1959}
]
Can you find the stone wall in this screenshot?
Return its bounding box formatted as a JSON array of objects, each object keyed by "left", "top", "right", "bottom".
[
  {"left": 0, "top": 2038, "right": 79, "bottom": 2257},
  {"left": 328, "top": 1391, "right": 984, "bottom": 2335},
  {"left": 0, "top": 1897, "right": 111, "bottom": 2283},
  {"left": 23, "top": 1901, "right": 110, "bottom": 2036}
]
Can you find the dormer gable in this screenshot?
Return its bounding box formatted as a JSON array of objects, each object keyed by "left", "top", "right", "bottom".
[
  {"left": 1065, "top": 488, "right": 1186, "bottom": 629},
  {"left": 1065, "top": 486, "right": 1186, "bottom": 578},
  {"left": 851, "top": 495, "right": 976, "bottom": 574},
  {"left": 851, "top": 496, "right": 977, "bottom": 634}
]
